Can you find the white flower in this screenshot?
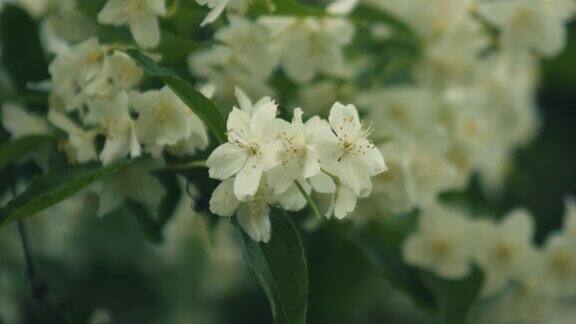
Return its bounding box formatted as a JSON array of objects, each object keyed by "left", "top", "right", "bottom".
[
  {"left": 108, "top": 51, "right": 143, "bottom": 90},
  {"left": 403, "top": 206, "right": 473, "bottom": 279},
  {"left": 209, "top": 176, "right": 306, "bottom": 242},
  {"left": 206, "top": 88, "right": 279, "bottom": 201},
  {"left": 47, "top": 110, "right": 98, "bottom": 163},
  {"left": 209, "top": 178, "right": 272, "bottom": 243},
  {"left": 196, "top": 0, "right": 252, "bottom": 27},
  {"left": 478, "top": 0, "right": 576, "bottom": 57},
  {"left": 213, "top": 16, "right": 278, "bottom": 80},
  {"left": 97, "top": 159, "right": 165, "bottom": 216},
  {"left": 98, "top": 0, "right": 166, "bottom": 49},
  {"left": 17, "top": 0, "right": 75, "bottom": 17},
  {"left": 48, "top": 37, "right": 112, "bottom": 111},
  {"left": 1, "top": 103, "right": 51, "bottom": 138},
  {"left": 472, "top": 209, "right": 535, "bottom": 297},
  {"left": 86, "top": 92, "right": 141, "bottom": 165},
  {"left": 132, "top": 86, "right": 207, "bottom": 153},
  {"left": 312, "top": 102, "right": 386, "bottom": 197},
  {"left": 259, "top": 16, "right": 355, "bottom": 83},
  {"left": 562, "top": 196, "right": 576, "bottom": 237},
  {"left": 267, "top": 108, "right": 320, "bottom": 195},
  {"left": 541, "top": 234, "right": 576, "bottom": 297}
]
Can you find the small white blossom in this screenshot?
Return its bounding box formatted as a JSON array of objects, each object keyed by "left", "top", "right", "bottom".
[
  {"left": 325, "top": 185, "right": 357, "bottom": 219},
  {"left": 312, "top": 102, "right": 386, "bottom": 197},
  {"left": 108, "top": 51, "right": 144, "bottom": 90},
  {"left": 97, "top": 159, "right": 165, "bottom": 216},
  {"left": 209, "top": 176, "right": 306, "bottom": 242},
  {"left": 47, "top": 110, "right": 98, "bottom": 163},
  {"left": 1, "top": 103, "right": 51, "bottom": 138},
  {"left": 541, "top": 234, "right": 576, "bottom": 297},
  {"left": 267, "top": 108, "right": 320, "bottom": 195},
  {"left": 259, "top": 16, "right": 355, "bottom": 83},
  {"left": 206, "top": 88, "right": 279, "bottom": 201},
  {"left": 403, "top": 206, "right": 473, "bottom": 279},
  {"left": 98, "top": 0, "right": 166, "bottom": 49},
  {"left": 472, "top": 209, "right": 535, "bottom": 297},
  {"left": 86, "top": 92, "right": 141, "bottom": 165},
  {"left": 132, "top": 86, "right": 207, "bottom": 154}
]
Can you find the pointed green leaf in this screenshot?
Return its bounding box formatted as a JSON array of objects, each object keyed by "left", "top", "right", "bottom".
[
  {"left": 0, "top": 135, "right": 53, "bottom": 171},
  {"left": 0, "top": 160, "right": 133, "bottom": 226},
  {"left": 123, "top": 49, "right": 227, "bottom": 144},
  {"left": 421, "top": 268, "right": 484, "bottom": 324},
  {"left": 234, "top": 209, "right": 308, "bottom": 324}
]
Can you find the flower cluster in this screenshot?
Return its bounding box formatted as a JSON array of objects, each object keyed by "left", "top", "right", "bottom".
[
  {"left": 403, "top": 198, "right": 576, "bottom": 319},
  {"left": 207, "top": 88, "right": 386, "bottom": 242},
  {"left": 44, "top": 37, "right": 208, "bottom": 165}
]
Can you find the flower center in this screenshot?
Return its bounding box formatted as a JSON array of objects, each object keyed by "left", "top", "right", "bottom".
[
  {"left": 153, "top": 102, "right": 172, "bottom": 123},
  {"left": 432, "top": 239, "right": 452, "bottom": 257}
]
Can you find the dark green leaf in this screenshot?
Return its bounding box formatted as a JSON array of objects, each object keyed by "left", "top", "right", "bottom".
[
  {"left": 124, "top": 49, "right": 227, "bottom": 143},
  {"left": 0, "top": 160, "right": 133, "bottom": 226},
  {"left": 234, "top": 209, "right": 308, "bottom": 324},
  {"left": 421, "top": 268, "right": 484, "bottom": 324},
  {"left": 0, "top": 5, "right": 49, "bottom": 91},
  {"left": 0, "top": 135, "right": 53, "bottom": 171}
]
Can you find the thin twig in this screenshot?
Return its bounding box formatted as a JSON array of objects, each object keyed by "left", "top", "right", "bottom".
[{"left": 11, "top": 172, "right": 65, "bottom": 323}]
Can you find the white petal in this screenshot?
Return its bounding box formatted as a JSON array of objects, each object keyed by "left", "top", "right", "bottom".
[
  {"left": 309, "top": 171, "right": 336, "bottom": 194},
  {"left": 328, "top": 102, "right": 361, "bottom": 142},
  {"left": 97, "top": 0, "right": 127, "bottom": 25},
  {"left": 234, "top": 87, "right": 253, "bottom": 113},
  {"left": 334, "top": 186, "right": 356, "bottom": 219},
  {"left": 275, "top": 183, "right": 308, "bottom": 211},
  {"left": 267, "top": 161, "right": 299, "bottom": 195},
  {"left": 327, "top": 0, "right": 359, "bottom": 15},
  {"left": 98, "top": 180, "right": 124, "bottom": 216},
  {"left": 209, "top": 178, "right": 240, "bottom": 217},
  {"left": 237, "top": 203, "right": 271, "bottom": 243},
  {"left": 501, "top": 208, "right": 534, "bottom": 242},
  {"left": 301, "top": 148, "right": 320, "bottom": 178},
  {"left": 200, "top": 0, "right": 229, "bottom": 27},
  {"left": 338, "top": 154, "right": 372, "bottom": 197},
  {"left": 100, "top": 136, "right": 130, "bottom": 165},
  {"left": 227, "top": 107, "right": 251, "bottom": 142},
  {"left": 234, "top": 156, "right": 263, "bottom": 201},
  {"left": 206, "top": 143, "right": 249, "bottom": 179},
  {"left": 129, "top": 14, "right": 161, "bottom": 49}
]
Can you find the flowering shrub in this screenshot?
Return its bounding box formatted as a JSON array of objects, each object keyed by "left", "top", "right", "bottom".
[{"left": 0, "top": 0, "right": 575, "bottom": 323}]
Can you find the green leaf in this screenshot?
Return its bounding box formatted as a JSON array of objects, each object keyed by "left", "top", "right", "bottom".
[
  {"left": 0, "top": 135, "right": 53, "bottom": 171},
  {"left": 123, "top": 49, "right": 227, "bottom": 144},
  {"left": 234, "top": 208, "right": 308, "bottom": 324},
  {"left": 0, "top": 160, "right": 133, "bottom": 226},
  {"left": 421, "top": 268, "right": 484, "bottom": 324}
]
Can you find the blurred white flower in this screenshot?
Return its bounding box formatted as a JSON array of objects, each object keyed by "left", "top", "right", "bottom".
[
  {"left": 47, "top": 110, "right": 98, "bottom": 163},
  {"left": 108, "top": 51, "right": 144, "bottom": 90},
  {"left": 132, "top": 86, "right": 207, "bottom": 154},
  {"left": 562, "top": 196, "right": 576, "bottom": 237},
  {"left": 541, "top": 234, "right": 576, "bottom": 297},
  {"left": 206, "top": 88, "right": 279, "bottom": 201},
  {"left": 312, "top": 102, "right": 386, "bottom": 197},
  {"left": 472, "top": 209, "right": 535, "bottom": 297},
  {"left": 98, "top": 0, "right": 166, "bottom": 49},
  {"left": 403, "top": 206, "right": 473, "bottom": 279},
  {"left": 97, "top": 159, "right": 165, "bottom": 216},
  {"left": 86, "top": 91, "right": 141, "bottom": 165},
  {"left": 478, "top": 0, "right": 576, "bottom": 57},
  {"left": 259, "top": 16, "right": 354, "bottom": 83},
  {"left": 1, "top": 103, "right": 51, "bottom": 138}
]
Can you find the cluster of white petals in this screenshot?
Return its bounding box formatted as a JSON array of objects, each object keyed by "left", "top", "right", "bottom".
[
  {"left": 207, "top": 89, "right": 386, "bottom": 242},
  {"left": 404, "top": 198, "right": 576, "bottom": 318}
]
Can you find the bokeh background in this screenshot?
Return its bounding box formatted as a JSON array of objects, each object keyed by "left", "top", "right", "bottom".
[{"left": 0, "top": 5, "right": 574, "bottom": 324}]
